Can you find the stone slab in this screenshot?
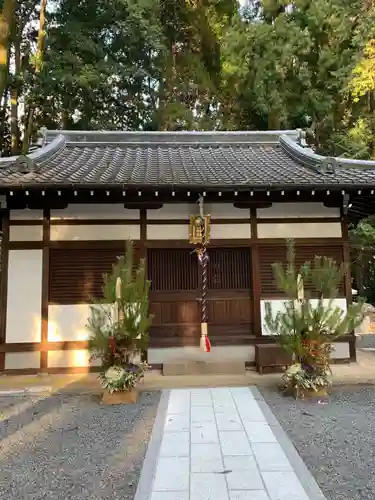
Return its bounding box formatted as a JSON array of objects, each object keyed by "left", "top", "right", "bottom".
[
  {"left": 162, "top": 361, "right": 246, "bottom": 376},
  {"left": 134, "top": 386, "right": 327, "bottom": 500}
]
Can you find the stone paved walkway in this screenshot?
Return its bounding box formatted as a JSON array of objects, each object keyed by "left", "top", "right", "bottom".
[{"left": 135, "top": 387, "right": 326, "bottom": 500}]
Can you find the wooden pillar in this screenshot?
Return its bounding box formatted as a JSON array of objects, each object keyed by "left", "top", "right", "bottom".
[
  {"left": 250, "top": 207, "right": 261, "bottom": 337},
  {"left": 0, "top": 211, "right": 9, "bottom": 371},
  {"left": 140, "top": 208, "right": 148, "bottom": 362},
  {"left": 140, "top": 208, "right": 147, "bottom": 259},
  {"left": 40, "top": 208, "right": 50, "bottom": 372},
  {"left": 341, "top": 209, "right": 355, "bottom": 361}
]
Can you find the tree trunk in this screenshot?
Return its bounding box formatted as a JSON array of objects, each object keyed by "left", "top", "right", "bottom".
[
  {"left": 10, "top": 21, "right": 21, "bottom": 155},
  {"left": 268, "top": 109, "right": 280, "bottom": 130},
  {"left": 10, "top": 85, "right": 19, "bottom": 154},
  {"left": 0, "top": 0, "right": 15, "bottom": 107},
  {"left": 0, "top": 82, "right": 8, "bottom": 156},
  {"left": 370, "top": 89, "right": 375, "bottom": 160},
  {"left": 62, "top": 109, "right": 70, "bottom": 129},
  {"left": 22, "top": 0, "right": 47, "bottom": 154}
]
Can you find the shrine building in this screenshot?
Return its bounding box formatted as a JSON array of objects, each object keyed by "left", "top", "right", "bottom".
[{"left": 0, "top": 129, "right": 374, "bottom": 373}]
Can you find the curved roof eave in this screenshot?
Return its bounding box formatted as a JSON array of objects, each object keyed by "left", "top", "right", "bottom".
[
  {"left": 280, "top": 134, "right": 375, "bottom": 171},
  {"left": 0, "top": 134, "right": 66, "bottom": 169}
]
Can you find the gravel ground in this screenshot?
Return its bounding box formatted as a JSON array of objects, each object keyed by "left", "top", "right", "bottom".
[
  {"left": 0, "top": 391, "right": 161, "bottom": 500},
  {"left": 260, "top": 385, "right": 375, "bottom": 500}
]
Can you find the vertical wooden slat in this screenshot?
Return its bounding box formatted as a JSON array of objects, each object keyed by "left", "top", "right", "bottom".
[
  {"left": 259, "top": 243, "right": 344, "bottom": 296},
  {"left": 341, "top": 208, "right": 355, "bottom": 361},
  {"left": 0, "top": 211, "right": 9, "bottom": 371},
  {"left": 49, "top": 248, "right": 130, "bottom": 303},
  {"left": 40, "top": 208, "right": 50, "bottom": 372},
  {"left": 250, "top": 207, "right": 261, "bottom": 336},
  {"left": 148, "top": 248, "right": 199, "bottom": 291},
  {"left": 207, "top": 248, "right": 250, "bottom": 290}
]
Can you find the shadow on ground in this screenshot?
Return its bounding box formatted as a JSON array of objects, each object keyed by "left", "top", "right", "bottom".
[
  {"left": 261, "top": 385, "right": 375, "bottom": 500},
  {"left": 0, "top": 390, "right": 161, "bottom": 500}
]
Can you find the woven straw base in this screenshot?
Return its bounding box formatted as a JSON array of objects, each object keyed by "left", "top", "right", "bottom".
[
  {"left": 102, "top": 389, "right": 138, "bottom": 405},
  {"left": 293, "top": 386, "right": 328, "bottom": 400}
]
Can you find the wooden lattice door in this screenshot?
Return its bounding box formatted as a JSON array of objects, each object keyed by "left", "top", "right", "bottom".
[
  {"left": 147, "top": 247, "right": 253, "bottom": 348},
  {"left": 205, "top": 248, "right": 252, "bottom": 345},
  {"left": 147, "top": 248, "right": 200, "bottom": 347}
]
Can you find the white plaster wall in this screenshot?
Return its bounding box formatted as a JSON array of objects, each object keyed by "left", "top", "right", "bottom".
[
  {"left": 50, "top": 204, "right": 139, "bottom": 220},
  {"left": 260, "top": 298, "right": 348, "bottom": 336},
  {"left": 147, "top": 203, "right": 248, "bottom": 220},
  {"left": 148, "top": 346, "right": 255, "bottom": 364},
  {"left": 147, "top": 224, "right": 187, "bottom": 240},
  {"left": 331, "top": 342, "right": 350, "bottom": 359},
  {"left": 210, "top": 223, "right": 251, "bottom": 239},
  {"left": 4, "top": 352, "right": 40, "bottom": 370},
  {"left": 50, "top": 224, "right": 140, "bottom": 241},
  {"left": 9, "top": 225, "right": 43, "bottom": 241},
  {"left": 6, "top": 250, "right": 42, "bottom": 343},
  {"left": 147, "top": 223, "right": 251, "bottom": 240},
  {"left": 257, "top": 222, "right": 342, "bottom": 239},
  {"left": 147, "top": 204, "right": 190, "bottom": 220},
  {"left": 208, "top": 203, "right": 249, "bottom": 219},
  {"left": 10, "top": 209, "right": 43, "bottom": 220},
  {"left": 48, "top": 349, "right": 101, "bottom": 368},
  {"left": 48, "top": 304, "right": 93, "bottom": 341},
  {"left": 257, "top": 202, "right": 340, "bottom": 219}
]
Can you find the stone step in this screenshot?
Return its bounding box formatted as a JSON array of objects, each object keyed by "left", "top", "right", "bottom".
[{"left": 162, "top": 360, "right": 246, "bottom": 376}]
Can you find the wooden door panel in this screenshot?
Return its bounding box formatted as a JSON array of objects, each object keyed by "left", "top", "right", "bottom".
[
  {"left": 149, "top": 296, "right": 199, "bottom": 325},
  {"left": 149, "top": 325, "right": 200, "bottom": 347},
  {"left": 208, "top": 297, "right": 252, "bottom": 325},
  {"left": 147, "top": 247, "right": 253, "bottom": 348}
]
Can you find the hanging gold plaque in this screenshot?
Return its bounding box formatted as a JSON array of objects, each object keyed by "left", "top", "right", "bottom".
[{"left": 189, "top": 215, "right": 211, "bottom": 244}]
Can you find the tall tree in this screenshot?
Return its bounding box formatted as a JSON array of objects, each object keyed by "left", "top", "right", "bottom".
[
  {"left": 1, "top": 0, "right": 374, "bottom": 160},
  {"left": 157, "top": 0, "right": 237, "bottom": 130},
  {"left": 220, "top": 0, "right": 374, "bottom": 156},
  {"left": 0, "top": 0, "right": 15, "bottom": 105},
  {"left": 33, "top": 0, "right": 163, "bottom": 131},
  {"left": 348, "top": 33, "right": 375, "bottom": 158},
  {"left": 22, "top": 0, "right": 47, "bottom": 153}
]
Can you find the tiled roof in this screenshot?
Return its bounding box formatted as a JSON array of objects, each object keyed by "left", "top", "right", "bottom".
[{"left": 1, "top": 130, "right": 375, "bottom": 190}]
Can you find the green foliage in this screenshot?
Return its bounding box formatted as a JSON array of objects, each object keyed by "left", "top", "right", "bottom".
[
  {"left": 350, "top": 218, "right": 375, "bottom": 302},
  {"left": 87, "top": 240, "right": 152, "bottom": 371},
  {"left": 264, "top": 239, "right": 363, "bottom": 390},
  {"left": 349, "top": 39, "right": 375, "bottom": 101},
  {"left": 1, "top": 0, "right": 374, "bottom": 157},
  {"left": 220, "top": 0, "right": 375, "bottom": 157}
]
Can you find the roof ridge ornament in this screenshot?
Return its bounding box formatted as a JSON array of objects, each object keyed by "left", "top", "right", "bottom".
[
  {"left": 297, "top": 129, "right": 308, "bottom": 148},
  {"left": 319, "top": 157, "right": 337, "bottom": 175},
  {"left": 39, "top": 127, "right": 48, "bottom": 146},
  {"left": 13, "top": 154, "right": 37, "bottom": 174}
]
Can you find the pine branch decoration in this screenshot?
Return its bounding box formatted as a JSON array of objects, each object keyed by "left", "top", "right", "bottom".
[
  {"left": 264, "top": 239, "right": 364, "bottom": 376},
  {"left": 87, "top": 240, "right": 153, "bottom": 370}
]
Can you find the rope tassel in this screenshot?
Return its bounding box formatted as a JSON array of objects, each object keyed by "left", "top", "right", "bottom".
[
  {"left": 200, "top": 243, "right": 210, "bottom": 352},
  {"left": 195, "top": 195, "right": 211, "bottom": 352}
]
